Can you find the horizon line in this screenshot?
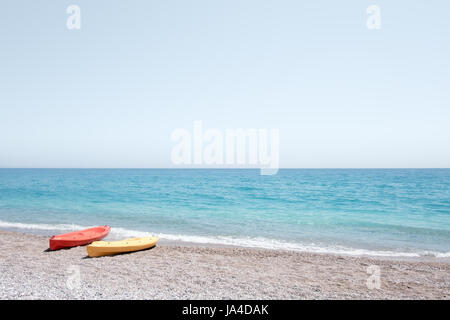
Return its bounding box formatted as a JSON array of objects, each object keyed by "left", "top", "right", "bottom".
[{"left": 1, "top": 167, "right": 449, "bottom": 170}]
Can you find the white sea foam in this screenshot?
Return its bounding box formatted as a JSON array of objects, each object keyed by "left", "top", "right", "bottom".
[
  {"left": 0, "top": 220, "right": 87, "bottom": 232},
  {"left": 1, "top": 220, "right": 449, "bottom": 258}
]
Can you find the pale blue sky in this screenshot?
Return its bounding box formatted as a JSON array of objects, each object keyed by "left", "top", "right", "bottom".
[{"left": 0, "top": 1, "right": 449, "bottom": 168}]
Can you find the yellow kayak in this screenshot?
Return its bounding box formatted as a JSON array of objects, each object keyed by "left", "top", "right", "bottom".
[{"left": 86, "top": 237, "right": 159, "bottom": 257}]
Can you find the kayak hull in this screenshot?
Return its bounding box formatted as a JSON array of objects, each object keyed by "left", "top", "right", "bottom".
[
  {"left": 49, "top": 226, "right": 111, "bottom": 250},
  {"left": 87, "top": 237, "right": 158, "bottom": 257}
]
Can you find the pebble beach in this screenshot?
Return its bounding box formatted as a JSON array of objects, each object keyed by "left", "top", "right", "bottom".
[{"left": 0, "top": 230, "right": 448, "bottom": 299}]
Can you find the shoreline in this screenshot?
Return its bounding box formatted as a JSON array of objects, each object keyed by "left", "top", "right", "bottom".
[
  {"left": 158, "top": 239, "right": 450, "bottom": 263},
  {"left": 1, "top": 230, "right": 449, "bottom": 299},
  {"left": 2, "top": 225, "right": 449, "bottom": 263}
]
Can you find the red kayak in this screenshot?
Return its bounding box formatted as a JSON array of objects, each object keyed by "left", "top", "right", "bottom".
[{"left": 49, "top": 226, "right": 111, "bottom": 250}]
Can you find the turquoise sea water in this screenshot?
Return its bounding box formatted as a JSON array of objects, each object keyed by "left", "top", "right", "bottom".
[{"left": 0, "top": 169, "right": 449, "bottom": 257}]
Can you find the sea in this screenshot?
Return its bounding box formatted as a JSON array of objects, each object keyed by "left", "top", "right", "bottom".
[{"left": 0, "top": 169, "right": 449, "bottom": 258}]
